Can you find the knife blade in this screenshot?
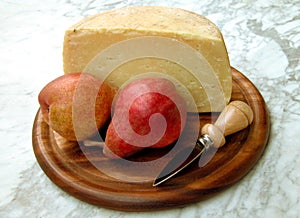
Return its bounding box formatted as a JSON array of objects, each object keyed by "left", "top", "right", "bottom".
[
  {"left": 153, "top": 134, "right": 213, "bottom": 186},
  {"left": 153, "top": 100, "right": 254, "bottom": 186}
]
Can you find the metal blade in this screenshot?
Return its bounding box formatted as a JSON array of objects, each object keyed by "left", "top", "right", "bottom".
[{"left": 153, "top": 135, "right": 213, "bottom": 186}]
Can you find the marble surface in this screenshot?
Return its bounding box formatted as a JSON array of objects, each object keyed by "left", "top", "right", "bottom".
[{"left": 0, "top": 0, "right": 299, "bottom": 217}]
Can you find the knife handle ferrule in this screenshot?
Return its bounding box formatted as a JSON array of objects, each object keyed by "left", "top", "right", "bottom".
[{"left": 197, "top": 134, "right": 214, "bottom": 150}]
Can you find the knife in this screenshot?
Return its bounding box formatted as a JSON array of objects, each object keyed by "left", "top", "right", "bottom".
[{"left": 153, "top": 100, "right": 254, "bottom": 186}]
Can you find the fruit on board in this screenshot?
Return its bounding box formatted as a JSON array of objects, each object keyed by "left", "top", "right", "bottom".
[
  {"left": 38, "top": 72, "right": 116, "bottom": 141},
  {"left": 103, "top": 77, "right": 187, "bottom": 158}
]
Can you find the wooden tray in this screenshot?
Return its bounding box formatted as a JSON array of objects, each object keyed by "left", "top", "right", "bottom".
[{"left": 32, "top": 67, "right": 270, "bottom": 211}]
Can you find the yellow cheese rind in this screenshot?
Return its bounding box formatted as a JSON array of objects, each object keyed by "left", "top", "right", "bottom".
[{"left": 63, "top": 6, "right": 232, "bottom": 112}]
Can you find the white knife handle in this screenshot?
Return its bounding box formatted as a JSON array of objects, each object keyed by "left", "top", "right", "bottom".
[{"left": 201, "top": 101, "right": 253, "bottom": 148}]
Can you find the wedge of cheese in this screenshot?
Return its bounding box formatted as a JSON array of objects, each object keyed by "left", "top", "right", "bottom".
[{"left": 63, "top": 6, "right": 232, "bottom": 112}]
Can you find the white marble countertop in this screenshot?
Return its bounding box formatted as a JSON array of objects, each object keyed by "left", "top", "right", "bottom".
[{"left": 0, "top": 0, "right": 299, "bottom": 217}]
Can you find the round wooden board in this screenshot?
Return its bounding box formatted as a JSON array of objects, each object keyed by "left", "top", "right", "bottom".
[{"left": 32, "top": 67, "right": 270, "bottom": 211}]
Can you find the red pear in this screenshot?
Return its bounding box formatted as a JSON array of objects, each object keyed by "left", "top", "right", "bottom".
[
  {"left": 38, "top": 73, "right": 116, "bottom": 141},
  {"left": 103, "top": 77, "right": 187, "bottom": 158}
]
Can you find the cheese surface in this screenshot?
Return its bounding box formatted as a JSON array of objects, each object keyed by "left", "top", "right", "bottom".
[{"left": 63, "top": 6, "right": 232, "bottom": 112}]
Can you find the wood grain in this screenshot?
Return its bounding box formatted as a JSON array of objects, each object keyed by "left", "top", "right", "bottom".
[{"left": 32, "top": 67, "right": 270, "bottom": 211}]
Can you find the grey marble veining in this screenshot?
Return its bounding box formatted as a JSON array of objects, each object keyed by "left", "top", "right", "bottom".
[{"left": 0, "top": 0, "right": 299, "bottom": 217}]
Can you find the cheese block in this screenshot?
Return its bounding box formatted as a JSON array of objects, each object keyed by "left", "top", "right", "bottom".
[{"left": 63, "top": 6, "right": 232, "bottom": 112}]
